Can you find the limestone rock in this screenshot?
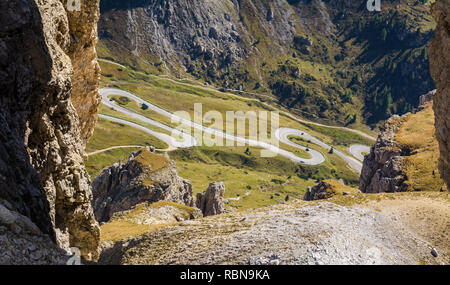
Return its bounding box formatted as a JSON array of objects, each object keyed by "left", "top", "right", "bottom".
[
  {"left": 0, "top": 0, "right": 100, "bottom": 261},
  {"left": 196, "top": 182, "right": 226, "bottom": 217},
  {"left": 64, "top": 0, "right": 102, "bottom": 146},
  {"left": 429, "top": 0, "right": 450, "bottom": 190},
  {"left": 92, "top": 148, "right": 196, "bottom": 223},
  {"left": 304, "top": 180, "right": 356, "bottom": 201},
  {"left": 359, "top": 116, "right": 408, "bottom": 193}
]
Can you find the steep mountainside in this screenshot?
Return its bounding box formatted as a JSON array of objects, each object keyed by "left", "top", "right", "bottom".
[
  {"left": 98, "top": 0, "right": 436, "bottom": 126},
  {"left": 0, "top": 0, "right": 101, "bottom": 261},
  {"left": 429, "top": 0, "right": 450, "bottom": 190}
]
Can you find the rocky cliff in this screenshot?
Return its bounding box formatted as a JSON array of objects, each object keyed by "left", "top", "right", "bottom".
[
  {"left": 359, "top": 115, "right": 408, "bottom": 193},
  {"left": 0, "top": 0, "right": 100, "bottom": 261},
  {"left": 429, "top": 0, "right": 450, "bottom": 190},
  {"left": 92, "top": 148, "right": 195, "bottom": 223}
]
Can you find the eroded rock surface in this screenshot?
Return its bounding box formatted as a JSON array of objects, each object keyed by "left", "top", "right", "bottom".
[
  {"left": 418, "top": 89, "right": 436, "bottom": 110},
  {"left": 0, "top": 0, "right": 100, "bottom": 261},
  {"left": 196, "top": 182, "right": 226, "bottom": 217},
  {"left": 92, "top": 148, "right": 195, "bottom": 223},
  {"left": 429, "top": 0, "right": 450, "bottom": 190},
  {"left": 63, "top": 0, "right": 102, "bottom": 146},
  {"left": 359, "top": 116, "right": 408, "bottom": 193}
]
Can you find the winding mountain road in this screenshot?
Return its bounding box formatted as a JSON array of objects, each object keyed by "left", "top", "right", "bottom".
[{"left": 99, "top": 88, "right": 370, "bottom": 173}]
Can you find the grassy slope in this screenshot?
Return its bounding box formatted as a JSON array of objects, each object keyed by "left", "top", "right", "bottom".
[
  {"left": 169, "top": 145, "right": 359, "bottom": 210},
  {"left": 100, "top": 201, "right": 194, "bottom": 242},
  {"left": 90, "top": 60, "right": 366, "bottom": 209},
  {"left": 86, "top": 147, "right": 140, "bottom": 178},
  {"left": 85, "top": 118, "right": 169, "bottom": 178},
  {"left": 86, "top": 118, "right": 168, "bottom": 152},
  {"left": 395, "top": 103, "right": 445, "bottom": 192}
]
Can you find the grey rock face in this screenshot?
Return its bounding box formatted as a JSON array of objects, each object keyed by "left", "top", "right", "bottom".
[
  {"left": 418, "top": 90, "right": 437, "bottom": 110},
  {"left": 359, "top": 116, "right": 408, "bottom": 193},
  {"left": 429, "top": 0, "right": 450, "bottom": 190},
  {"left": 0, "top": 0, "right": 100, "bottom": 261},
  {"left": 196, "top": 182, "right": 226, "bottom": 217},
  {"left": 92, "top": 149, "right": 195, "bottom": 223}
]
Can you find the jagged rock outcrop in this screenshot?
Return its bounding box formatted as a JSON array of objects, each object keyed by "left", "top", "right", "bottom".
[
  {"left": 359, "top": 116, "right": 408, "bottom": 193},
  {"left": 92, "top": 148, "right": 195, "bottom": 223},
  {"left": 429, "top": 0, "right": 450, "bottom": 190},
  {"left": 196, "top": 182, "right": 226, "bottom": 217},
  {"left": 0, "top": 0, "right": 100, "bottom": 261}
]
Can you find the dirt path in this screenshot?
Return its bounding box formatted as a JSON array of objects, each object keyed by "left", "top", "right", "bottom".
[{"left": 87, "top": 145, "right": 176, "bottom": 156}]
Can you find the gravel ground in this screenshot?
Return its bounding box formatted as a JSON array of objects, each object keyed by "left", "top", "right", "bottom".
[{"left": 100, "top": 200, "right": 445, "bottom": 265}]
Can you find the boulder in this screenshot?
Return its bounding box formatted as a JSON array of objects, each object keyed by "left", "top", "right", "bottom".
[{"left": 196, "top": 182, "right": 226, "bottom": 216}]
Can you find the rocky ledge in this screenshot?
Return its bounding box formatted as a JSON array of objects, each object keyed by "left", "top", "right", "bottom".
[
  {"left": 92, "top": 148, "right": 196, "bottom": 223},
  {"left": 0, "top": 203, "right": 70, "bottom": 265}
]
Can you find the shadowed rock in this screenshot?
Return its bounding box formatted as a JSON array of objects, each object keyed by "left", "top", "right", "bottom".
[
  {"left": 92, "top": 148, "right": 195, "bottom": 223},
  {"left": 0, "top": 0, "right": 100, "bottom": 261}
]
